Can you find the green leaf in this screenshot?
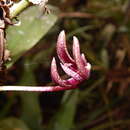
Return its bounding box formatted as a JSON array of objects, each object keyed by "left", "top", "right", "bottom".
[
  {"left": 6, "top": 6, "right": 58, "bottom": 67},
  {"left": 0, "top": 117, "right": 30, "bottom": 130},
  {"left": 18, "top": 59, "right": 42, "bottom": 130},
  {"left": 51, "top": 90, "right": 79, "bottom": 130}
]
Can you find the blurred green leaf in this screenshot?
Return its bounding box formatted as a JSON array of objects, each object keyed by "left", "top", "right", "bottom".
[
  {"left": 0, "top": 117, "right": 30, "bottom": 130},
  {"left": 101, "top": 49, "right": 109, "bottom": 69},
  {"left": 18, "top": 59, "right": 42, "bottom": 130},
  {"left": 100, "top": 24, "right": 116, "bottom": 44},
  {"left": 67, "top": 25, "right": 95, "bottom": 39},
  {"left": 51, "top": 90, "right": 79, "bottom": 130},
  {"left": 6, "top": 6, "right": 58, "bottom": 67}
]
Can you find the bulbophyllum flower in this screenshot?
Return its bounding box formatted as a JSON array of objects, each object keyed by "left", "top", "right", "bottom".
[
  {"left": 0, "top": 31, "right": 91, "bottom": 92},
  {"left": 51, "top": 31, "right": 91, "bottom": 87}
]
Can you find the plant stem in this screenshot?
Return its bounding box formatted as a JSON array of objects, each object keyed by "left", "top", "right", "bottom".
[
  {"left": 10, "top": 0, "right": 30, "bottom": 18},
  {"left": 0, "top": 86, "right": 78, "bottom": 92}
]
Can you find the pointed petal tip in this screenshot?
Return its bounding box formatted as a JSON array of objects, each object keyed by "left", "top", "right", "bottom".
[
  {"left": 52, "top": 57, "right": 55, "bottom": 61},
  {"left": 51, "top": 57, "right": 59, "bottom": 82},
  {"left": 57, "top": 30, "right": 74, "bottom": 64},
  {"left": 51, "top": 58, "right": 57, "bottom": 75},
  {"left": 73, "top": 36, "right": 79, "bottom": 43},
  {"left": 57, "top": 31, "right": 66, "bottom": 46},
  {"left": 73, "top": 36, "right": 80, "bottom": 50},
  {"left": 51, "top": 57, "right": 56, "bottom": 65},
  {"left": 60, "top": 30, "right": 65, "bottom": 34},
  {"left": 81, "top": 53, "right": 87, "bottom": 65},
  {"left": 58, "top": 30, "right": 65, "bottom": 39},
  {"left": 86, "top": 63, "right": 91, "bottom": 70}
]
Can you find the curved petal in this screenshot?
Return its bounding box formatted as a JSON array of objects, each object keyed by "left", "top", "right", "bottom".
[
  {"left": 73, "top": 36, "right": 87, "bottom": 78},
  {"left": 51, "top": 57, "right": 70, "bottom": 87},
  {"left": 57, "top": 30, "right": 75, "bottom": 64}
]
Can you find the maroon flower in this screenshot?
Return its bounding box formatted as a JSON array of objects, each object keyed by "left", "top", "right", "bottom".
[
  {"left": 0, "top": 31, "right": 91, "bottom": 92},
  {"left": 51, "top": 30, "right": 91, "bottom": 87}
]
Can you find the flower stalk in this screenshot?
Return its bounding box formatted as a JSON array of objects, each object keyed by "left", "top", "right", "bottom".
[{"left": 0, "top": 86, "right": 77, "bottom": 92}]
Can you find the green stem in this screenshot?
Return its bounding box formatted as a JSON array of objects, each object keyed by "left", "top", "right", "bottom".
[{"left": 10, "top": 0, "right": 30, "bottom": 18}]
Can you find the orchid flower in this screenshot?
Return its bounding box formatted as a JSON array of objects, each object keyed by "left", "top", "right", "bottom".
[{"left": 0, "top": 31, "right": 91, "bottom": 92}]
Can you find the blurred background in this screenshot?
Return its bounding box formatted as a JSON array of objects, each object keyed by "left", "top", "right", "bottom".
[{"left": 0, "top": 0, "right": 130, "bottom": 129}]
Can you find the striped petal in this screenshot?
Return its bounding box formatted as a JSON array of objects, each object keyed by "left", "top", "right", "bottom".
[
  {"left": 73, "top": 36, "right": 87, "bottom": 78},
  {"left": 57, "top": 30, "right": 75, "bottom": 64},
  {"left": 60, "top": 63, "right": 83, "bottom": 81}
]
